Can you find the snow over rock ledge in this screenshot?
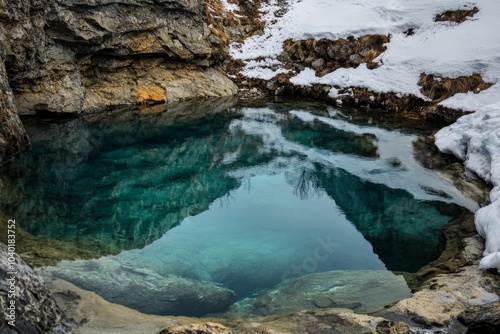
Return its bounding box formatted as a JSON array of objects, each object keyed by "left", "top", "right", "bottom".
[{"left": 435, "top": 102, "right": 500, "bottom": 273}]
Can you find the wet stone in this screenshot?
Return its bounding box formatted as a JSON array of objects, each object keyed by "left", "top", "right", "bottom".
[
  {"left": 314, "top": 295, "right": 334, "bottom": 308},
  {"left": 311, "top": 58, "right": 325, "bottom": 70}
]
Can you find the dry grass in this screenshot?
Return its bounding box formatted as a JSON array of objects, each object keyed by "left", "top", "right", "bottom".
[
  {"left": 418, "top": 73, "right": 492, "bottom": 102},
  {"left": 236, "top": 0, "right": 268, "bottom": 37},
  {"left": 204, "top": 0, "right": 233, "bottom": 46},
  {"left": 204, "top": 0, "right": 268, "bottom": 49},
  {"left": 283, "top": 34, "right": 389, "bottom": 76},
  {"left": 434, "top": 7, "right": 478, "bottom": 23}
]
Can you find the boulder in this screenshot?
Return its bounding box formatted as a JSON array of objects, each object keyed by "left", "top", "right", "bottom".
[{"left": 0, "top": 242, "right": 76, "bottom": 333}]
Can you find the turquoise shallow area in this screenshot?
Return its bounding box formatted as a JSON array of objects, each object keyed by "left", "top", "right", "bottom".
[
  {"left": 0, "top": 99, "right": 475, "bottom": 316},
  {"left": 118, "top": 172, "right": 386, "bottom": 298}
]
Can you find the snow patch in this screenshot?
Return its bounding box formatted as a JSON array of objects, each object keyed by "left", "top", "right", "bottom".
[
  {"left": 231, "top": 0, "right": 500, "bottom": 104},
  {"left": 435, "top": 103, "right": 500, "bottom": 272},
  {"left": 221, "top": 0, "right": 239, "bottom": 12}
]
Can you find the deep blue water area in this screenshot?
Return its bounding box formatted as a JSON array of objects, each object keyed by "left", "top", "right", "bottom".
[{"left": 0, "top": 98, "right": 477, "bottom": 317}]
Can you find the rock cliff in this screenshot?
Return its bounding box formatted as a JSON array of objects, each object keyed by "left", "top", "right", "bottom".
[
  {"left": 1, "top": 0, "right": 237, "bottom": 115},
  {"left": 0, "top": 54, "right": 29, "bottom": 165},
  {"left": 0, "top": 0, "right": 238, "bottom": 163}
]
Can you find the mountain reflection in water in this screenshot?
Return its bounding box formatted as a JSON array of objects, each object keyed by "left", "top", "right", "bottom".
[{"left": 0, "top": 98, "right": 476, "bottom": 316}]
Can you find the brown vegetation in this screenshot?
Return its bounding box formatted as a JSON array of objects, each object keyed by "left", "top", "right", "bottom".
[
  {"left": 434, "top": 7, "right": 479, "bottom": 23},
  {"left": 204, "top": 0, "right": 268, "bottom": 50},
  {"left": 418, "top": 73, "right": 492, "bottom": 102},
  {"left": 235, "top": 0, "right": 268, "bottom": 37},
  {"left": 204, "top": 0, "right": 234, "bottom": 47},
  {"left": 282, "top": 34, "right": 390, "bottom": 76}
]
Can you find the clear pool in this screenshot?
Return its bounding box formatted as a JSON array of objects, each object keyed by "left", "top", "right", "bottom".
[{"left": 0, "top": 98, "right": 476, "bottom": 317}]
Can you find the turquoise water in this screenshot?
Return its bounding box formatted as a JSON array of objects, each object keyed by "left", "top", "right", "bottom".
[{"left": 0, "top": 99, "right": 476, "bottom": 317}]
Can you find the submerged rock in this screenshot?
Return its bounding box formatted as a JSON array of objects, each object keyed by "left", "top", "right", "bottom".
[
  {"left": 159, "top": 322, "right": 235, "bottom": 334},
  {"left": 225, "top": 270, "right": 411, "bottom": 317},
  {"left": 37, "top": 215, "right": 500, "bottom": 334},
  {"left": 44, "top": 257, "right": 236, "bottom": 317}
]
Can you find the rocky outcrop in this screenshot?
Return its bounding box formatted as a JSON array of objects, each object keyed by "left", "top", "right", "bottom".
[
  {"left": 0, "top": 242, "right": 75, "bottom": 333},
  {"left": 0, "top": 49, "right": 30, "bottom": 165},
  {"left": 0, "top": 0, "right": 238, "bottom": 115},
  {"left": 281, "top": 35, "right": 389, "bottom": 76},
  {"left": 0, "top": 0, "right": 239, "bottom": 163}
]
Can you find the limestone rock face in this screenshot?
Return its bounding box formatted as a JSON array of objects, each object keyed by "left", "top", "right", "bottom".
[
  {"left": 81, "top": 61, "right": 238, "bottom": 111},
  {"left": 0, "top": 0, "right": 237, "bottom": 115},
  {"left": 0, "top": 51, "right": 30, "bottom": 165},
  {"left": 0, "top": 242, "right": 76, "bottom": 333},
  {"left": 46, "top": 0, "right": 209, "bottom": 58}
]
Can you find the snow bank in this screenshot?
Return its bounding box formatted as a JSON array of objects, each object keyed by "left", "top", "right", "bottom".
[
  {"left": 435, "top": 103, "right": 500, "bottom": 272},
  {"left": 232, "top": 0, "right": 500, "bottom": 110}
]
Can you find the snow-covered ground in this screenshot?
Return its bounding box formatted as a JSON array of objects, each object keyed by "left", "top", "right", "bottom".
[{"left": 228, "top": 0, "right": 500, "bottom": 272}]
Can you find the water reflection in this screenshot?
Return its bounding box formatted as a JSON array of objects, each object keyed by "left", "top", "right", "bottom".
[
  {"left": 1, "top": 99, "right": 475, "bottom": 259},
  {"left": 0, "top": 98, "right": 477, "bottom": 316}
]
